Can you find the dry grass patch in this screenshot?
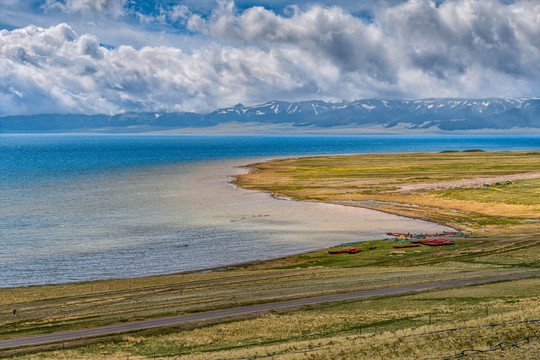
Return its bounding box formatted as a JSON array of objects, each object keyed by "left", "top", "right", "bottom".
[{"left": 8, "top": 278, "right": 539, "bottom": 359}]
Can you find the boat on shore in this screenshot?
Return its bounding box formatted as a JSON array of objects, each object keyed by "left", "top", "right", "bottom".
[
  {"left": 413, "top": 238, "right": 455, "bottom": 246},
  {"left": 328, "top": 248, "right": 362, "bottom": 254}
]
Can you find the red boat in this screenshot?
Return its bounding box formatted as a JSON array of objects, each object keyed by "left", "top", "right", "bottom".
[
  {"left": 419, "top": 239, "right": 454, "bottom": 246},
  {"left": 328, "top": 248, "right": 362, "bottom": 254}
]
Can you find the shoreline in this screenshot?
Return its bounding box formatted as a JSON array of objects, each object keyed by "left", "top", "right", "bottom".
[
  {"left": 0, "top": 235, "right": 521, "bottom": 290},
  {"left": 231, "top": 156, "right": 461, "bottom": 230}
]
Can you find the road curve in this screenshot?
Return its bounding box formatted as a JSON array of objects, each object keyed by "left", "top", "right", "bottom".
[{"left": 1, "top": 272, "right": 538, "bottom": 350}]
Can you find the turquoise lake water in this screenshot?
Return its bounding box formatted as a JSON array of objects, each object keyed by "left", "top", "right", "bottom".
[{"left": 1, "top": 134, "right": 539, "bottom": 287}]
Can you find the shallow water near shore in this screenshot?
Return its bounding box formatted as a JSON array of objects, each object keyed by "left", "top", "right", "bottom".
[{"left": 1, "top": 134, "right": 538, "bottom": 287}]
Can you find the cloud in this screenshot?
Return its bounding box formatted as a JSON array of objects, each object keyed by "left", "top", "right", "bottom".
[
  {"left": 1, "top": 0, "right": 539, "bottom": 115},
  {"left": 1, "top": 24, "right": 118, "bottom": 114},
  {"left": 380, "top": 0, "right": 540, "bottom": 96},
  {"left": 382, "top": 0, "right": 540, "bottom": 77},
  {"left": 1, "top": 23, "right": 336, "bottom": 114},
  {"left": 169, "top": 4, "right": 191, "bottom": 23},
  {"left": 189, "top": 3, "right": 396, "bottom": 82},
  {"left": 44, "top": 0, "right": 126, "bottom": 17}
]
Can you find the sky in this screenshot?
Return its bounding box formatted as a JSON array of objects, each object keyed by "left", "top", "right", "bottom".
[{"left": 1, "top": 0, "right": 539, "bottom": 115}]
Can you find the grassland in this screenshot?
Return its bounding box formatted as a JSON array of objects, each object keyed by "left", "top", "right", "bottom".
[
  {"left": 4, "top": 277, "right": 539, "bottom": 359},
  {"left": 2, "top": 150, "right": 539, "bottom": 359}
]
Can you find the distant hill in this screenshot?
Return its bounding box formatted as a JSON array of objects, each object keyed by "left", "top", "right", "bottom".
[{"left": 1, "top": 98, "right": 539, "bottom": 133}]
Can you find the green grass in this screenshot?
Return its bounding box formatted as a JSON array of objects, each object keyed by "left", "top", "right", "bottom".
[
  {"left": 282, "top": 239, "right": 540, "bottom": 269},
  {"left": 431, "top": 178, "right": 540, "bottom": 206}
]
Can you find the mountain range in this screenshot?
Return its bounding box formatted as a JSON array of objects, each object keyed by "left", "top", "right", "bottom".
[{"left": 2, "top": 98, "right": 539, "bottom": 133}]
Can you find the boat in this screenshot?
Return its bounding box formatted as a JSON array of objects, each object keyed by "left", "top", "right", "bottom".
[
  {"left": 328, "top": 248, "right": 362, "bottom": 254},
  {"left": 419, "top": 239, "right": 454, "bottom": 246}
]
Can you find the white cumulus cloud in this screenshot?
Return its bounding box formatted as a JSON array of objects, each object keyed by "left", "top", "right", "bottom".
[
  {"left": 1, "top": 23, "right": 346, "bottom": 114},
  {"left": 1, "top": 0, "right": 539, "bottom": 115}
]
